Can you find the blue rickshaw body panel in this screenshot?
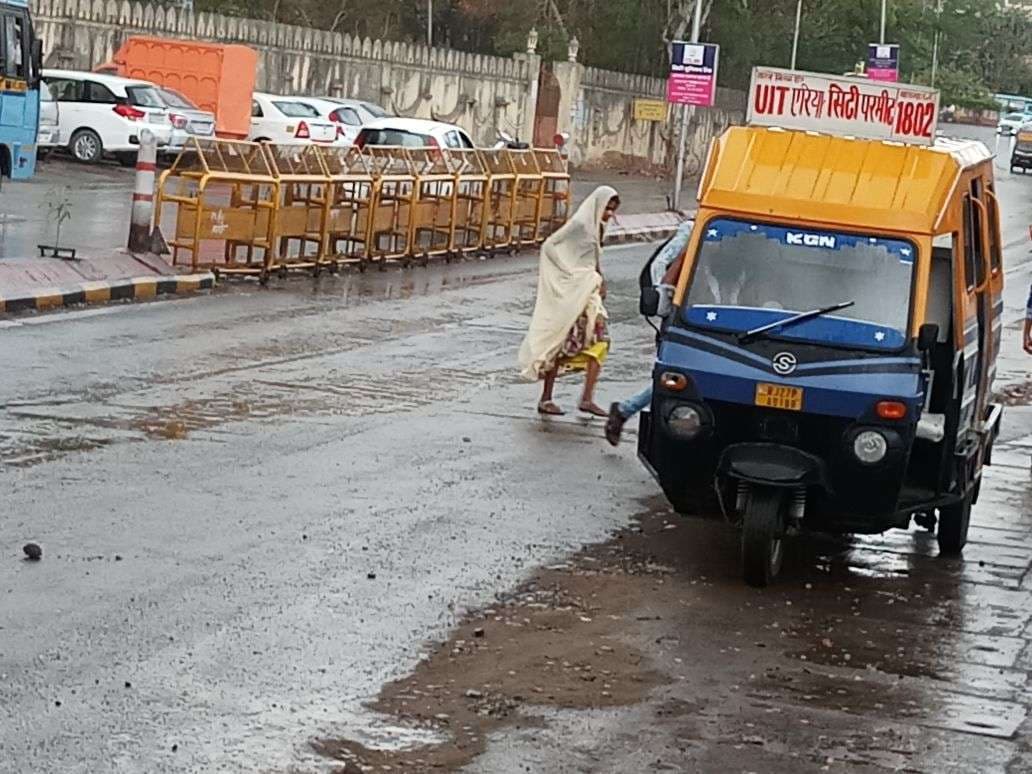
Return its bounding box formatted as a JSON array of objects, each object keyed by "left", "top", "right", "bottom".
[{"left": 657, "top": 327, "right": 924, "bottom": 418}]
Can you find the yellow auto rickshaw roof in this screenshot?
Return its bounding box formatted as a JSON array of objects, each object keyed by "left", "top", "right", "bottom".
[{"left": 698, "top": 126, "right": 992, "bottom": 235}]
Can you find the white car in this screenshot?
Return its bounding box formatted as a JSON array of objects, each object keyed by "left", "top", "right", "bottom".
[
  {"left": 997, "top": 112, "right": 1032, "bottom": 135},
  {"left": 42, "top": 69, "right": 176, "bottom": 165},
  {"left": 315, "top": 97, "right": 391, "bottom": 123},
  {"left": 155, "top": 86, "right": 215, "bottom": 145},
  {"left": 249, "top": 93, "right": 337, "bottom": 145},
  {"left": 310, "top": 97, "right": 391, "bottom": 144},
  {"left": 355, "top": 117, "right": 476, "bottom": 150},
  {"left": 37, "top": 80, "right": 60, "bottom": 152},
  {"left": 287, "top": 96, "right": 384, "bottom": 145}
]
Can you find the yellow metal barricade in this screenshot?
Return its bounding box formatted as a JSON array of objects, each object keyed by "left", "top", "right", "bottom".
[
  {"left": 155, "top": 138, "right": 275, "bottom": 277},
  {"left": 263, "top": 143, "right": 330, "bottom": 276},
  {"left": 319, "top": 146, "right": 375, "bottom": 267},
  {"left": 480, "top": 149, "right": 517, "bottom": 254},
  {"left": 447, "top": 148, "right": 489, "bottom": 256},
  {"left": 509, "top": 150, "right": 544, "bottom": 248},
  {"left": 533, "top": 148, "right": 570, "bottom": 241},
  {"left": 365, "top": 147, "right": 416, "bottom": 267},
  {"left": 408, "top": 148, "right": 457, "bottom": 264}
]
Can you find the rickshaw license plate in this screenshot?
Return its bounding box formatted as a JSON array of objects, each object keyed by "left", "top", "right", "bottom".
[{"left": 755, "top": 383, "right": 803, "bottom": 411}]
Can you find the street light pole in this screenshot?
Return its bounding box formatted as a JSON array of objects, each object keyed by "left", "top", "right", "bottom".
[
  {"left": 879, "top": 0, "right": 887, "bottom": 44},
  {"left": 930, "top": 0, "right": 942, "bottom": 87},
  {"left": 790, "top": 0, "right": 802, "bottom": 70},
  {"left": 672, "top": 0, "right": 704, "bottom": 212},
  {"left": 427, "top": 0, "right": 433, "bottom": 47}
]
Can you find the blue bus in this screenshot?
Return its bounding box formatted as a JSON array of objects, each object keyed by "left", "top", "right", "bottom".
[
  {"left": 995, "top": 93, "right": 1032, "bottom": 114},
  {"left": 0, "top": 0, "right": 41, "bottom": 181}
]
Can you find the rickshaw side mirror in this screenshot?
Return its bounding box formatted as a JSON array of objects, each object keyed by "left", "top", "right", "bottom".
[
  {"left": 917, "top": 323, "right": 939, "bottom": 352},
  {"left": 640, "top": 287, "right": 661, "bottom": 317}
]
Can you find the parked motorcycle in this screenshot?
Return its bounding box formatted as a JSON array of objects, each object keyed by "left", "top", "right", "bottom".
[{"left": 492, "top": 130, "right": 529, "bottom": 150}]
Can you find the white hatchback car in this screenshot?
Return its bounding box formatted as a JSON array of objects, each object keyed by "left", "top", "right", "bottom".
[
  {"left": 997, "top": 112, "right": 1032, "bottom": 136},
  {"left": 287, "top": 97, "right": 377, "bottom": 145},
  {"left": 249, "top": 93, "right": 337, "bottom": 145},
  {"left": 354, "top": 118, "right": 476, "bottom": 149},
  {"left": 42, "top": 69, "right": 175, "bottom": 165}
]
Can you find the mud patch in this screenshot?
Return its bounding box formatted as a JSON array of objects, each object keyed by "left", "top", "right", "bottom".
[
  {"left": 311, "top": 493, "right": 1032, "bottom": 773},
  {"left": 311, "top": 511, "right": 679, "bottom": 771}
]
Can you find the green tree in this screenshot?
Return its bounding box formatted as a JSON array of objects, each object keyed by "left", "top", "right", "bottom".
[{"left": 192, "top": 0, "right": 1032, "bottom": 102}]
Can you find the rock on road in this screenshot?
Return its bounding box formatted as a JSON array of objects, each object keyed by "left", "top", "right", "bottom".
[{"left": 2, "top": 129, "right": 1032, "bottom": 773}]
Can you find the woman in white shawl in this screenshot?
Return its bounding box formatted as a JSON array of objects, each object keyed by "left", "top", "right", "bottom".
[{"left": 519, "top": 186, "right": 620, "bottom": 416}]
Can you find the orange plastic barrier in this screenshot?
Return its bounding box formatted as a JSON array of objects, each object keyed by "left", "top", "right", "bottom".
[
  {"left": 155, "top": 138, "right": 275, "bottom": 278},
  {"left": 156, "top": 144, "right": 570, "bottom": 279}
]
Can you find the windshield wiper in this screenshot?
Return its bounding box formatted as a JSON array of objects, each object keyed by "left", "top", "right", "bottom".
[{"left": 737, "top": 301, "right": 855, "bottom": 345}]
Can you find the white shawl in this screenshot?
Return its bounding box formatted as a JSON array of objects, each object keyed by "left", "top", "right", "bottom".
[{"left": 518, "top": 186, "right": 617, "bottom": 380}]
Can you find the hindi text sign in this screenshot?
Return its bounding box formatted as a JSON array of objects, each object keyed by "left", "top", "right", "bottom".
[
  {"left": 667, "top": 42, "right": 719, "bottom": 107},
  {"left": 633, "top": 99, "right": 668, "bottom": 122},
  {"left": 747, "top": 67, "right": 939, "bottom": 146}
]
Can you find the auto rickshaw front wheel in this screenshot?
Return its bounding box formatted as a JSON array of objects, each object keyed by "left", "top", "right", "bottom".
[
  {"left": 742, "top": 487, "right": 786, "bottom": 588},
  {"left": 937, "top": 490, "right": 973, "bottom": 555}
]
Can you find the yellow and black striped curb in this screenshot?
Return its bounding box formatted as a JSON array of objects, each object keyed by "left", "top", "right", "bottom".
[{"left": 0, "top": 273, "right": 216, "bottom": 315}]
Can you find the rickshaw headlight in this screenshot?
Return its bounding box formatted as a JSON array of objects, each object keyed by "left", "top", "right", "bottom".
[
  {"left": 668, "top": 405, "right": 703, "bottom": 439},
  {"left": 853, "top": 430, "right": 888, "bottom": 464}
]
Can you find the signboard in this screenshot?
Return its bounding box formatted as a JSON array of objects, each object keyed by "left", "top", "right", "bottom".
[
  {"left": 633, "top": 98, "right": 668, "bottom": 122},
  {"left": 667, "top": 41, "right": 720, "bottom": 107},
  {"left": 867, "top": 43, "right": 899, "bottom": 82},
  {"left": 747, "top": 67, "right": 940, "bottom": 146}
]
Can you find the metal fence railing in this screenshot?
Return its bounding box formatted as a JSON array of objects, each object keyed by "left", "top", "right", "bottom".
[{"left": 155, "top": 140, "right": 571, "bottom": 282}]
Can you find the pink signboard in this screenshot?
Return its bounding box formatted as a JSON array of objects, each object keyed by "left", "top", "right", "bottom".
[
  {"left": 666, "top": 42, "right": 720, "bottom": 108},
  {"left": 867, "top": 44, "right": 900, "bottom": 83}
]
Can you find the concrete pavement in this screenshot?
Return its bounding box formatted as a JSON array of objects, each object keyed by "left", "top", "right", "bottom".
[{"left": 0, "top": 251, "right": 214, "bottom": 313}]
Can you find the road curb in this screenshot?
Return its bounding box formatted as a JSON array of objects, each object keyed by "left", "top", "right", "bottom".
[{"left": 0, "top": 272, "right": 216, "bottom": 315}]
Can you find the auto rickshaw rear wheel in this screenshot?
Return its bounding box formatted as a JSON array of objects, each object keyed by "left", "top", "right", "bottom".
[
  {"left": 742, "top": 487, "right": 786, "bottom": 588},
  {"left": 937, "top": 490, "right": 973, "bottom": 555}
]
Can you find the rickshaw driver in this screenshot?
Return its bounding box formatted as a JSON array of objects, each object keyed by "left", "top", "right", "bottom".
[{"left": 681, "top": 221, "right": 914, "bottom": 349}]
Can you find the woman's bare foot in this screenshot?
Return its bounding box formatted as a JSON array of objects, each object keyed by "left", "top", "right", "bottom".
[
  {"left": 538, "top": 401, "right": 565, "bottom": 416},
  {"left": 578, "top": 402, "right": 608, "bottom": 417}
]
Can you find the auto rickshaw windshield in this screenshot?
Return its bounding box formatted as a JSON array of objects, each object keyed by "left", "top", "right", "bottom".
[{"left": 683, "top": 218, "right": 916, "bottom": 350}]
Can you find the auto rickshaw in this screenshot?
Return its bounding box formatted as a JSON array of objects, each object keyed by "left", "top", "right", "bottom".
[
  {"left": 638, "top": 124, "right": 1004, "bottom": 586},
  {"left": 1011, "top": 126, "right": 1032, "bottom": 173}
]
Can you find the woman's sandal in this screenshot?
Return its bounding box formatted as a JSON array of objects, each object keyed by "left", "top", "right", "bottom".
[
  {"left": 578, "top": 402, "right": 608, "bottom": 417},
  {"left": 537, "top": 401, "right": 565, "bottom": 416}
]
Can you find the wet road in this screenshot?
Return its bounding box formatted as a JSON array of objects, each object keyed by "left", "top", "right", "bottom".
[{"left": 1, "top": 128, "right": 1032, "bottom": 773}]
